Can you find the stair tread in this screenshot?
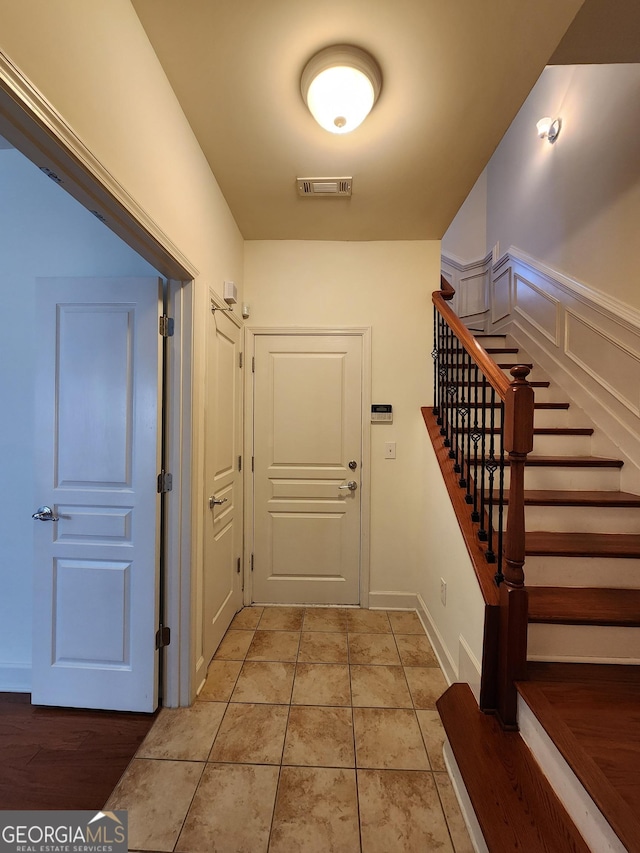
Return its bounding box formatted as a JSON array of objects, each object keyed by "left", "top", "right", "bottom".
[
  {"left": 480, "top": 455, "right": 624, "bottom": 468},
  {"left": 526, "top": 531, "right": 640, "bottom": 556},
  {"left": 449, "top": 380, "right": 551, "bottom": 387},
  {"left": 486, "top": 347, "right": 519, "bottom": 353},
  {"left": 462, "top": 427, "right": 593, "bottom": 436},
  {"left": 437, "top": 682, "right": 591, "bottom": 853},
  {"left": 505, "top": 489, "right": 640, "bottom": 506},
  {"left": 524, "top": 455, "right": 624, "bottom": 468},
  {"left": 450, "top": 401, "right": 570, "bottom": 409},
  {"left": 528, "top": 586, "right": 640, "bottom": 625},
  {"left": 516, "top": 664, "right": 640, "bottom": 853}
]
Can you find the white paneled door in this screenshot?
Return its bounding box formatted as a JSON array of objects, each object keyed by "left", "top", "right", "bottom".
[
  {"left": 252, "top": 334, "right": 363, "bottom": 605},
  {"left": 32, "top": 277, "right": 162, "bottom": 712},
  {"left": 202, "top": 305, "right": 243, "bottom": 665}
]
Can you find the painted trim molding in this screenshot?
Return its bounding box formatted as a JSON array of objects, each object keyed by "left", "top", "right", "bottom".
[
  {"left": 507, "top": 246, "right": 640, "bottom": 335},
  {"left": 368, "top": 591, "right": 420, "bottom": 610}
]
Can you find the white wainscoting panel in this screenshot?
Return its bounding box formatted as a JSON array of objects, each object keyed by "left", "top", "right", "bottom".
[
  {"left": 473, "top": 246, "right": 640, "bottom": 486},
  {"left": 491, "top": 265, "right": 511, "bottom": 324},
  {"left": 441, "top": 254, "right": 491, "bottom": 327},
  {"left": 565, "top": 310, "right": 640, "bottom": 419},
  {"left": 514, "top": 274, "right": 560, "bottom": 346}
]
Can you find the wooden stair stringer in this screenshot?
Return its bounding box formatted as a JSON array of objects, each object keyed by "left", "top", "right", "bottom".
[
  {"left": 517, "top": 665, "right": 640, "bottom": 853},
  {"left": 437, "top": 682, "right": 591, "bottom": 853}
]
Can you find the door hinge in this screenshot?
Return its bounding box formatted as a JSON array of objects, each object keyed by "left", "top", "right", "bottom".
[
  {"left": 155, "top": 625, "right": 171, "bottom": 649},
  {"left": 252, "top": 356, "right": 255, "bottom": 373},
  {"left": 237, "top": 556, "right": 241, "bottom": 574},
  {"left": 239, "top": 352, "right": 243, "bottom": 368},
  {"left": 159, "top": 315, "right": 174, "bottom": 337},
  {"left": 251, "top": 456, "right": 254, "bottom": 473},
  {"left": 157, "top": 471, "right": 173, "bottom": 493},
  {"left": 251, "top": 553, "right": 254, "bottom": 572},
  {"left": 238, "top": 455, "right": 242, "bottom": 472}
]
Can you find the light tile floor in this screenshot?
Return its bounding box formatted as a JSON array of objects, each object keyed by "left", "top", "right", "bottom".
[{"left": 106, "top": 607, "right": 473, "bottom": 852}]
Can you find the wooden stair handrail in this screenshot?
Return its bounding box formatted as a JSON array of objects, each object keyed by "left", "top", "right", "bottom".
[
  {"left": 432, "top": 275, "right": 534, "bottom": 727},
  {"left": 433, "top": 276, "right": 511, "bottom": 401}
]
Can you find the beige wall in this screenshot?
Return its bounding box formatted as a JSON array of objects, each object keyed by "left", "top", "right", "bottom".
[
  {"left": 245, "top": 240, "right": 486, "bottom": 672},
  {"left": 487, "top": 64, "right": 640, "bottom": 310},
  {"left": 441, "top": 169, "right": 488, "bottom": 263}
]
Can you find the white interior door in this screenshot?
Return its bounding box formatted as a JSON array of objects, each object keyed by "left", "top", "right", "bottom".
[
  {"left": 202, "top": 304, "right": 243, "bottom": 665},
  {"left": 32, "top": 277, "right": 162, "bottom": 712},
  {"left": 252, "top": 334, "right": 363, "bottom": 604}
]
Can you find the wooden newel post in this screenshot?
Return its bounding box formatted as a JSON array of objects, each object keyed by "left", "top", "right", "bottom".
[
  {"left": 498, "top": 364, "right": 534, "bottom": 728},
  {"left": 503, "top": 365, "right": 534, "bottom": 588}
]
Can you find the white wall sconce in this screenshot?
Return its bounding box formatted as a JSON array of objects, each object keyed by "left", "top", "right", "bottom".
[
  {"left": 301, "top": 45, "right": 382, "bottom": 134},
  {"left": 536, "top": 116, "right": 562, "bottom": 144}
]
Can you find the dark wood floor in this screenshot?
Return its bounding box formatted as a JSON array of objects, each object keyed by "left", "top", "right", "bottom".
[{"left": 0, "top": 693, "right": 156, "bottom": 809}]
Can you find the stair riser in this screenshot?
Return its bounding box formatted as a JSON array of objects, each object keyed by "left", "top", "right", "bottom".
[
  {"left": 492, "top": 466, "right": 621, "bottom": 491},
  {"left": 527, "top": 623, "right": 640, "bottom": 664},
  {"left": 441, "top": 407, "right": 575, "bottom": 429},
  {"left": 524, "top": 505, "right": 640, "bottom": 533},
  {"left": 531, "top": 435, "right": 593, "bottom": 456},
  {"left": 525, "top": 555, "right": 640, "bottom": 589},
  {"left": 452, "top": 434, "right": 592, "bottom": 456}
]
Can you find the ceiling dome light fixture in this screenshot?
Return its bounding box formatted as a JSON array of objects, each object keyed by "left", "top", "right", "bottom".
[{"left": 301, "top": 45, "right": 382, "bottom": 135}]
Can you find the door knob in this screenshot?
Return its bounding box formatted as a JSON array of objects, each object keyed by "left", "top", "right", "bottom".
[
  {"left": 32, "top": 505, "right": 59, "bottom": 522},
  {"left": 338, "top": 481, "right": 358, "bottom": 491},
  {"left": 209, "top": 495, "right": 228, "bottom": 509}
]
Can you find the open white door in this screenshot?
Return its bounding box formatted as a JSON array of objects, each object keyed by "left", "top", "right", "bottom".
[{"left": 32, "top": 277, "right": 162, "bottom": 712}]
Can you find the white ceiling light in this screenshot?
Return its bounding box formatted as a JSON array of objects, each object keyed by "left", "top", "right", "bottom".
[{"left": 301, "top": 45, "right": 382, "bottom": 134}]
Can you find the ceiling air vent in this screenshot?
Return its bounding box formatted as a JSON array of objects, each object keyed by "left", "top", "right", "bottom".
[{"left": 297, "top": 177, "right": 352, "bottom": 197}]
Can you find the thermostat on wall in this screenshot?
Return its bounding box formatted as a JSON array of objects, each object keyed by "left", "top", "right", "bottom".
[{"left": 371, "top": 404, "right": 393, "bottom": 423}]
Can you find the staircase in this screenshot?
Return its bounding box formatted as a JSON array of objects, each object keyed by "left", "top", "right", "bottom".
[
  {"left": 479, "top": 332, "right": 640, "bottom": 666},
  {"left": 435, "top": 331, "right": 640, "bottom": 852}
]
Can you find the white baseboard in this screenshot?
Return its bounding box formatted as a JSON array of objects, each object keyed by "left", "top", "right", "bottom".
[
  {"left": 0, "top": 663, "right": 31, "bottom": 693},
  {"left": 368, "top": 591, "right": 419, "bottom": 610},
  {"left": 416, "top": 594, "right": 457, "bottom": 685},
  {"left": 443, "top": 741, "right": 489, "bottom": 853}
]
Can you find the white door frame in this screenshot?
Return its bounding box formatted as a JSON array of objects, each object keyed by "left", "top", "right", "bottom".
[
  {"left": 0, "top": 51, "right": 197, "bottom": 708},
  {"left": 244, "top": 326, "right": 372, "bottom": 608}
]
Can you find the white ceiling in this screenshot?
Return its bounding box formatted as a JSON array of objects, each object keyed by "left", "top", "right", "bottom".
[{"left": 131, "top": 0, "right": 591, "bottom": 241}]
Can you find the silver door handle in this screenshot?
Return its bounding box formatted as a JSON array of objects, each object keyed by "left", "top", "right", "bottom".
[
  {"left": 32, "top": 505, "right": 59, "bottom": 522},
  {"left": 209, "top": 495, "right": 228, "bottom": 509},
  {"left": 338, "top": 481, "right": 358, "bottom": 491}
]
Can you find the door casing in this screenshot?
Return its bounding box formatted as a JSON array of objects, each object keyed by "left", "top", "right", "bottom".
[{"left": 244, "top": 327, "right": 372, "bottom": 608}]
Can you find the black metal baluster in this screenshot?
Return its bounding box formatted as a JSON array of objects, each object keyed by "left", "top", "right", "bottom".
[
  {"left": 446, "top": 327, "right": 457, "bottom": 456},
  {"left": 470, "top": 363, "right": 481, "bottom": 520},
  {"left": 478, "top": 375, "right": 488, "bottom": 541},
  {"left": 452, "top": 334, "right": 461, "bottom": 472},
  {"left": 485, "top": 386, "right": 497, "bottom": 563},
  {"left": 458, "top": 347, "right": 469, "bottom": 487},
  {"left": 432, "top": 308, "right": 439, "bottom": 418},
  {"left": 438, "top": 316, "right": 446, "bottom": 431},
  {"left": 495, "top": 400, "right": 506, "bottom": 584}
]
